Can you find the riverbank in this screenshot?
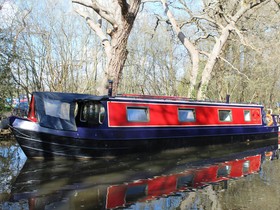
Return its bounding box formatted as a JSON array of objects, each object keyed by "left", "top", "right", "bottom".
[
  {"left": 0, "top": 129, "right": 11, "bottom": 135},
  {"left": 0, "top": 131, "right": 14, "bottom": 144},
  {"left": 0, "top": 113, "right": 11, "bottom": 138}
]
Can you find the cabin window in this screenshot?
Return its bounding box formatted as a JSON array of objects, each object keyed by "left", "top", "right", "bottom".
[
  {"left": 127, "top": 107, "right": 149, "bottom": 122},
  {"left": 217, "top": 165, "right": 231, "bottom": 177},
  {"left": 80, "top": 101, "right": 105, "bottom": 125},
  {"left": 219, "top": 110, "right": 232, "bottom": 122},
  {"left": 177, "top": 174, "right": 194, "bottom": 189},
  {"left": 243, "top": 160, "right": 250, "bottom": 173},
  {"left": 178, "top": 109, "right": 196, "bottom": 122},
  {"left": 244, "top": 110, "right": 251, "bottom": 122},
  {"left": 126, "top": 184, "right": 147, "bottom": 202}
]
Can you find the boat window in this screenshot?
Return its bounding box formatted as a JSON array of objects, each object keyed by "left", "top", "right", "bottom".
[
  {"left": 217, "top": 165, "right": 231, "bottom": 177},
  {"left": 44, "top": 99, "right": 71, "bottom": 120},
  {"left": 80, "top": 101, "right": 105, "bottom": 125},
  {"left": 177, "top": 174, "right": 194, "bottom": 189},
  {"left": 178, "top": 109, "right": 196, "bottom": 122},
  {"left": 126, "top": 184, "right": 147, "bottom": 203},
  {"left": 243, "top": 160, "right": 250, "bottom": 173},
  {"left": 244, "top": 110, "right": 251, "bottom": 122},
  {"left": 218, "top": 110, "right": 232, "bottom": 122},
  {"left": 127, "top": 107, "right": 149, "bottom": 122}
]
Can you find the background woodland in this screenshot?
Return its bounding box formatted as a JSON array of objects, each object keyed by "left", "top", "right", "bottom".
[{"left": 1, "top": 0, "right": 280, "bottom": 111}]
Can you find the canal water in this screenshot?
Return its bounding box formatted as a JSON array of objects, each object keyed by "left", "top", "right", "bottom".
[{"left": 1, "top": 138, "right": 280, "bottom": 210}]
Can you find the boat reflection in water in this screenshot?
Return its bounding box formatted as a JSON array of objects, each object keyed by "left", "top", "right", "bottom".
[{"left": 9, "top": 143, "right": 278, "bottom": 210}]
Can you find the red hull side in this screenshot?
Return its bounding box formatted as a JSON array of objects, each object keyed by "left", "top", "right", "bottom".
[{"left": 108, "top": 101, "right": 262, "bottom": 127}]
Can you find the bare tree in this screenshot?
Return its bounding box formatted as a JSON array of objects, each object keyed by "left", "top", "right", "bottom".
[
  {"left": 5, "top": 0, "right": 280, "bottom": 108},
  {"left": 72, "top": 0, "right": 141, "bottom": 95},
  {"left": 10, "top": 1, "right": 101, "bottom": 95},
  {"left": 203, "top": 0, "right": 280, "bottom": 110},
  {"left": 160, "top": 0, "right": 271, "bottom": 99}
]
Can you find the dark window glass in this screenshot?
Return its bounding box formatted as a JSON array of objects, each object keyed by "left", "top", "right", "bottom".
[
  {"left": 177, "top": 174, "right": 194, "bottom": 189},
  {"left": 126, "top": 184, "right": 147, "bottom": 203},
  {"left": 80, "top": 102, "right": 105, "bottom": 124},
  {"left": 219, "top": 110, "right": 232, "bottom": 122},
  {"left": 217, "top": 165, "right": 231, "bottom": 177}
]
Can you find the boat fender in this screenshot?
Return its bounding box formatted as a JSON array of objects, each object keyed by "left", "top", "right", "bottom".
[{"left": 266, "top": 114, "right": 273, "bottom": 126}]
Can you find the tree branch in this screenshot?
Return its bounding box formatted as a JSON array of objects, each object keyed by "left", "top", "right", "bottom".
[
  {"left": 233, "top": 27, "right": 260, "bottom": 53},
  {"left": 192, "top": 14, "right": 224, "bottom": 29},
  {"left": 73, "top": 8, "right": 111, "bottom": 57},
  {"left": 72, "top": 0, "right": 117, "bottom": 26},
  {"left": 117, "top": 0, "right": 129, "bottom": 16},
  {"left": 219, "top": 56, "right": 251, "bottom": 81}
]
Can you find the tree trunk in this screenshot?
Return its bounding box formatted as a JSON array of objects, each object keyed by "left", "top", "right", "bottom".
[
  {"left": 197, "top": 25, "right": 232, "bottom": 99},
  {"left": 73, "top": 0, "right": 141, "bottom": 96},
  {"left": 188, "top": 53, "right": 199, "bottom": 98},
  {"left": 161, "top": 0, "right": 199, "bottom": 98},
  {"left": 196, "top": 1, "right": 267, "bottom": 99},
  {"left": 101, "top": 23, "right": 131, "bottom": 96}
]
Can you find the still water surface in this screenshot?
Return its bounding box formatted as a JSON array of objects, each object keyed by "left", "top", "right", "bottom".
[{"left": 1, "top": 139, "right": 280, "bottom": 210}]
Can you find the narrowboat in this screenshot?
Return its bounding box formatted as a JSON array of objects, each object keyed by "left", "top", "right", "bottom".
[{"left": 10, "top": 89, "right": 278, "bottom": 158}]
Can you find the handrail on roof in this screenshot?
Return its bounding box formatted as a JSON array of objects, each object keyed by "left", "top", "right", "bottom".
[
  {"left": 117, "top": 94, "right": 191, "bottom": 101},
  {"left": 116, "top": 94, "right": 222, "bottom": 103},
  {"left": 115, "top": 93, "right": 261, "bottom": 105}
]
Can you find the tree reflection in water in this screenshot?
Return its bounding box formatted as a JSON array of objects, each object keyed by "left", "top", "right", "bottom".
[
  {"left": 0, "top": 141, "right": 279, "bottom": 210},
  {"left": 0, "top": 139, "right": 26, "bottom": 203},
  {"left": 219, "top": 157, "right": 280, "bottom": 209}
]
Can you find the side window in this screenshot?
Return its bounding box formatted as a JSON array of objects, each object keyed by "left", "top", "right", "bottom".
[
  {"left": 217, "top": 165, "right": 231, "bottom": 178},
  {"left": 127, "top": 107, "right": 149, "bottom": 122},
  {"left": 244, "top": 110, "right": 251, "bottom": 122},
  {"left": 177, "top": 174, "right": 194, "bottom": 189},
  {"left": 80, "top": 102, "right": 105, "bottom": 124},
  {"left": 243, "top": 160, "right": 250, "bottom": 173},
  {"left": 178, "top": 109, "right": 196, "bottom": 122},
  {"left": 219, "top": 110, "right": 232, "bottom": 122}
]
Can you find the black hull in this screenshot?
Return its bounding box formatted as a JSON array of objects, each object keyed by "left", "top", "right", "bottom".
[{"left": 12, "top": 127, "right": 278, "bottom": 159}]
